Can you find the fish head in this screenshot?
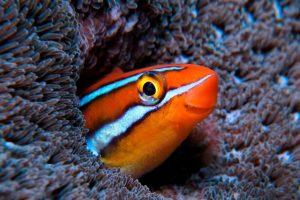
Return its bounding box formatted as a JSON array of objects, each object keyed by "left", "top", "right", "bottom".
[{"left": 135, "top": 64, "right": 218, "bottom": 126}]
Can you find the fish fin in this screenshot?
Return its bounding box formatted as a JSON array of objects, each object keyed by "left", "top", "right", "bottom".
[
  {"left": 110, "top": 67, "right": 124, "bottom": 75},
  {"left": 103, "top": 67, "right": 124, "bottom": 79}
]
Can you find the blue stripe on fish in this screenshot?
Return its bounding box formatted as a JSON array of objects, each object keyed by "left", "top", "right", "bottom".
[{"left": 79, "top": 66, "right": 184, "bottom": 107}]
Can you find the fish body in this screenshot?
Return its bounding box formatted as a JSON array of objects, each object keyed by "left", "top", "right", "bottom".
[{"left": 80, "top": 64, "right": 218, "bottom": 178}]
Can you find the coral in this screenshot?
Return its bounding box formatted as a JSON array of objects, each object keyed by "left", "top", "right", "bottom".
[
  {"left": 0, "top": 0, "right": 161, "bottom": 199},
  {"left": 1, "top": 0, "right": 299, "bottom": 199}
]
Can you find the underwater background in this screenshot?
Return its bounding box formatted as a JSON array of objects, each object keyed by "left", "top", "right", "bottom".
[{"left": 0, "top": 0, "right": 299, "bottom": 199}]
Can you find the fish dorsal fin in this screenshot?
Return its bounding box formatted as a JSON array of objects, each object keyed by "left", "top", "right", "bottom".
[
  {"left": 103, "top": 67, "right": 124, "bottom": 79},
  {"left": 110, "top": 67, "right": 124, "bottom": 76}
]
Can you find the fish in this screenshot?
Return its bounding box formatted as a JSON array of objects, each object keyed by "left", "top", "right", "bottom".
[{"left": 79, "top": 64, "right": 218, "bottom": 178}]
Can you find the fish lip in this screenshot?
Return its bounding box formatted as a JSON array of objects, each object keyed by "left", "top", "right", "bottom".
[{"left": 185, "top": 104, "right": 214, "bottom": 114}]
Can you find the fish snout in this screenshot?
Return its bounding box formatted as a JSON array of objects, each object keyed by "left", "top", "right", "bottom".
[{"left": 185, "top": 72, "right": 218, "bottom": 112}]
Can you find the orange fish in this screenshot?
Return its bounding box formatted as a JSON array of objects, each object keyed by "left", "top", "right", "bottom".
[{"left": 80, "top": 64, "right": 218, "bottom": 178}]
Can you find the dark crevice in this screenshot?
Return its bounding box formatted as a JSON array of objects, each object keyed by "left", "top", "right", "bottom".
[
  {"left": 51, "top": 184, "right": 69, "bottom": 199},
  {"left": 140, "top": 139, "right": 215, "bottom": 188},
  {"left": 88, "top": 177, "right": 97, "bottom": 189}
]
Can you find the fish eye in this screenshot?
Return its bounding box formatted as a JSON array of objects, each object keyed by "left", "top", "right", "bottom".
[
  {"left": 137, "top": 71, "right": 166, "bottom": 105},
  {"left": 143, "top": 82, "right": 156, "bottom": 96}
]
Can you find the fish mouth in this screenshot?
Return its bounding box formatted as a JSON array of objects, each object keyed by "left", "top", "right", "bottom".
[
  {"left": 184, "top": 72, "right": 218, "bottom": 113},
  {"left": 185, "top": 104, "right": 214, "bottom": 115}
]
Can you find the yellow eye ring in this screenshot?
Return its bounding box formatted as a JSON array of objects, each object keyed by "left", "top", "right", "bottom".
[{"left": 137, "top": 71, "right": 166, "bottom": 105}]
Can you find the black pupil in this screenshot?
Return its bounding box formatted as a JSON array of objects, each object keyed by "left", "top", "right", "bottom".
[{"left": 143, "top": 82, "right": 156, "bottom": 96}]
